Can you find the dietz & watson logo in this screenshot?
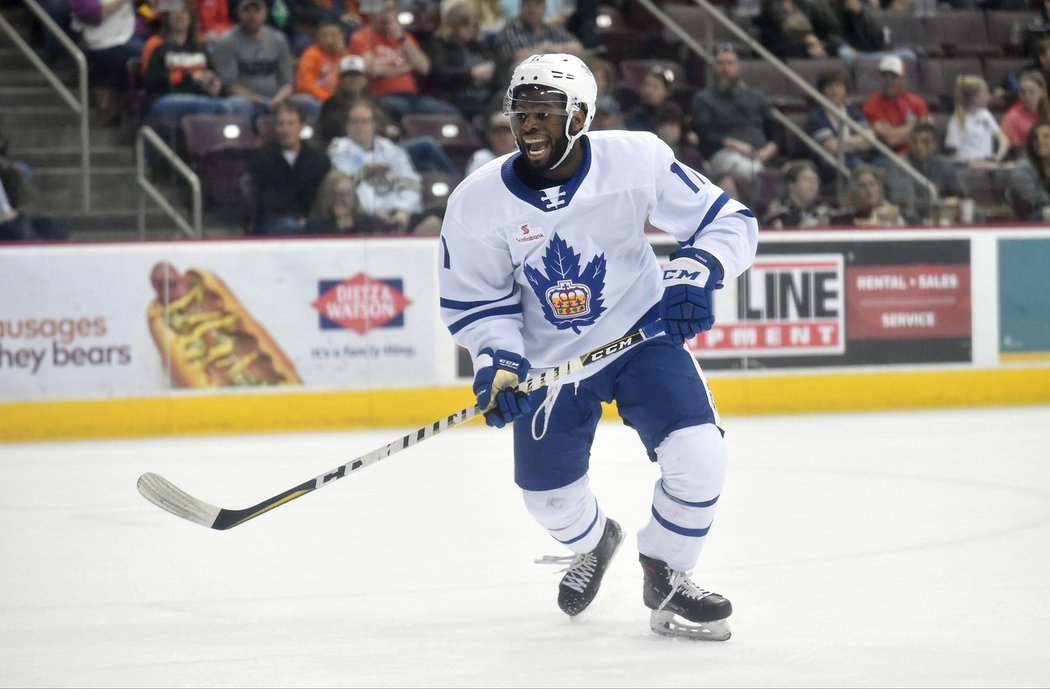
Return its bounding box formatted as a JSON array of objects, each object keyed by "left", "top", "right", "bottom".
[{"left": 311, "top": 273, "right": 411, "bottom": 334}]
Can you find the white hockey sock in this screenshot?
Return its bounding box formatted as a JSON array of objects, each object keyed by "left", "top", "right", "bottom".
[
  {"left": 637, "top": 424, "right": 727, "bottom": 572},
  {"left": 522, "top": 474, "right": 606, "bottom": 554}
]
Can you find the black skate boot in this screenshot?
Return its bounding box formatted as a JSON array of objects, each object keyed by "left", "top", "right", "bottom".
[
  {"left": 557, "top": 518, "right": 624, "bottom": 616},
  {"left": 639, "top": 553, "right": 732, "bottom": 641}
]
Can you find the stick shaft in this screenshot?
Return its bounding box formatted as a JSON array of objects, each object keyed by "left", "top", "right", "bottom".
[{"left": 138, "top": 320, "right": 666, "bottom": 530}]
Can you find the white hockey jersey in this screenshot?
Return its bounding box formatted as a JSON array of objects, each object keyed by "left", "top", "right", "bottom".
[{"left": 439, "top": 130, "right": 758, "bottom": 375}]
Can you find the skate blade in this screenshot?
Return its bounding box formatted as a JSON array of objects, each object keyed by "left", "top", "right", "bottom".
[{"left": 649, "top": 609, "right": 731, "bottom": 641}]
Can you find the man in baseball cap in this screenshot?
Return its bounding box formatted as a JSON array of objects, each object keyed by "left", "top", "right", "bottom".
[{"left": 863, "top": 54, "right": 931, "bottom": 153}]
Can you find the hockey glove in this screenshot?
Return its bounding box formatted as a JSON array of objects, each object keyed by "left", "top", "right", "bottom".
[
  {"left": 659, "top": 247, "right": 724, "bottom": 345},
  {"left": 473, "top": 350, "right": 532, "bottom": 428}
]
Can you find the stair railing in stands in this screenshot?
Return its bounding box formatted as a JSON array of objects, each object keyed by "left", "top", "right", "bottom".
[
  {"left": 1, "top": 0, "right": 91, "bottom": 211},
  {"left": 635, "top": 0, "right": 940, "bottom": 210},
  {"left": 136, "top": 126, "right": 202, "bottom": 238}
]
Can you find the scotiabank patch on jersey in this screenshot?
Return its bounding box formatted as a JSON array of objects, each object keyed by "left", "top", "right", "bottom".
[
  {"left": 524, "top": 233, "right": 606, "bottom": 333},
  {"left": 312, "top": 273, "right": 411, "bottom": 334}
]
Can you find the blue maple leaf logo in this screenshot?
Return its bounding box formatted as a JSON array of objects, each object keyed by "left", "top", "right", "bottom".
[{"left": 523, "top": 233, "right": 606, "bottom": 333}]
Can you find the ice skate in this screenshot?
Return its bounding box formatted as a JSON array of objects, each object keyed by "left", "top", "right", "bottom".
[
  {"left": 556, "top": 518, "right": 624, "bottom": 616},
  {"left": 639, "top": 554, "right": 732, "bottom": 641}
]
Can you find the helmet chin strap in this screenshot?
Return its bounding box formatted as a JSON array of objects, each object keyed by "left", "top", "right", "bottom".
[{"left": 547, "top": 111, "right": 583, "bottom": 171}]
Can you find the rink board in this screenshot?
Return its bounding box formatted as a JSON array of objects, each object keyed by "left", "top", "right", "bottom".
[{"left": 1, "top": 228, "right": 1048, "bottom": 441}]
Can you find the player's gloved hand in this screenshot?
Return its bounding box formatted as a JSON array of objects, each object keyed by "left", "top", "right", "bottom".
[
  {"left": 473, "top": 350, "right": 532, "bottom": 428},
  {"left": 659, "top": 247, "right": 724, "bottom": 345}
]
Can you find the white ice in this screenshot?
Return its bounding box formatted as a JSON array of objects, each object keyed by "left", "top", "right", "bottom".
[{"left": 2, "top": 405, "right": 1049, "bottom": 688}]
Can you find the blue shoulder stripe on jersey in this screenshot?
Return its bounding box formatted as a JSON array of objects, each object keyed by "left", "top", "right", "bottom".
[
  {"left": 680, "top": 192, "right": 754, "bottom": 247},
  {"left": 448, "top": 303, "right": 523, "bottom": 334},
  {"left": 500, "top": 136, "right": 592, "bottom": 212},
  {"left": 651, "top": 505, "right": 711, "bottom": 538},
  {"left": 555, "top": 500, "right": 600, "bottom": 545},
  {"left": 660, "top": 480, "right": 719, "bottom": 508},
  {"left": 440, "top": 287, "right": 517, "bottom": 311}
]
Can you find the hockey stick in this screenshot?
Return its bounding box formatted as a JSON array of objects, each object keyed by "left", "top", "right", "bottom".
[{"left": 137, "top": 320, "right": 667, "bottom": 531}]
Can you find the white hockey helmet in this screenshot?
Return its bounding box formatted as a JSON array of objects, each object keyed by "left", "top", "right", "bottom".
[{"left": 504, "top": 54, "right": 597, "bottom": 169}]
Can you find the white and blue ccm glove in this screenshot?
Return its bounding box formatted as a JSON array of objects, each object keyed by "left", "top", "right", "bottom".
[
  {"left": 473, "top": 349, "right": 532, "bottom": 428},
  {"left": 659, "top": 247, "right": 724, "bottom": 345}
]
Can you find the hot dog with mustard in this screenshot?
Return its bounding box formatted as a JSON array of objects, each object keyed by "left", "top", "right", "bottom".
[{"left": 148, "top": 262, "right": 301, "bottom": 387}]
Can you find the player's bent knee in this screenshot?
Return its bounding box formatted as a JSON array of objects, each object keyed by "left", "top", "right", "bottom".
[
  {"left": 521, "top": 475, "right": 593, "bottom": 530},
  {"left": 655, "top": 424, "right": 727, "bottom": 502}
]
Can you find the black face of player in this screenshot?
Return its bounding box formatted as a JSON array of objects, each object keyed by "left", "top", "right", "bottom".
[{"left": 508, "top": 87, "right": 580, "bottom": 177}]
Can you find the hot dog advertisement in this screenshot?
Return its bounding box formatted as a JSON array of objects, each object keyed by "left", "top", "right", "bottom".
[
  {"left": 0, "top": 239, "right": 450, "bottom": 402},
  {"left": 148, "top": 262, "right": 301, "bottom": 388}
]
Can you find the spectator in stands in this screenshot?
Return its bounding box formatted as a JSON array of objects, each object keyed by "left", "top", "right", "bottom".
[
  {"left": 754, "top": 0, "right": 842, "bottom": 59},
  {"left": 861, "top": 54, "right": 931, "bottom": 154},
  {"left": 691, "top": 43, "right": 780, "bottom": 198},
  {"left": 1001, "top": 70, "right": 1050, "bottom": 155},
  {"left": 0, "top": 152, "right": 69, "bottom": 242},
  {"left": 318, "top": 54, "right": 372, "bottom": 143},
  {"left": 141, "top": 0, "right": 238, "bottom": 136},
  {"left": 348, "top": 0, "right": 460, "bottom": 121},
  {"left": 624, "top": 65, "right": 675, "bottom": 134},
  {"left": 1023, "top": 0, "right": 1050, "bottom": 60},
  {"left": 249, "top": 100, "right": 332, "bottom": 234},
  {"left": 464, "top": 110, "right": 518, "bottom": 176},
  {"left": 293, "top": 17, "right": 348, "bottom": 117},
  {"left": 70, "top": 0, "right": 150, "bottom": 126},
  {"left": 319, "top": 63, "right": 462, "bottom": 176},
  {"left": 1007, "top": 120, "right": 1050, "bottom": 220},
  {"left": 492, "top": 0, "right": 583, "bottom": 83},
  {"left": 995, "top": 37, "right": 1050, "bottom": 104},
  {"left": 830, "top": 0, "right": 885, "bottom": 56},
  {"left": 211, "top": 0, "right": 299, "bottom": 121},
  {"left": 944, "top": 75, "right": 1010, "bottom": 167},
  {"left": 195, "top": 0, "right": 235, "bottom": 41},
  {"left": 586, "top": 55, "right": 624, "bottom": 130},
  {"left": 804, "top": 67, "right": 875, "bottom": 183},
  {"left": 328, "top": 97, "right": 442, "bottom": 234},
  {"left": 832, "top": 164, "right": 904, "bottom": 226},
  {"left": 426, "top": 2, "right": 499, "bottom": 126},
  {"left": 304, "top": 168, "right": 371, "bottom": 233},
  {"left": 441, "top": 0, "right": 506, "bottom": 40},
  {"left": 295, "top": 0, "right": 364, "bottom": 40},
  {"left": 654, "top": 102, "right": 706, "bottom": 174},
  {"left": 885, "top": 122, "right": 967, "bottom": 223},
  {"left": 762, "top": 159, "right": 831, "bottom": 228}
]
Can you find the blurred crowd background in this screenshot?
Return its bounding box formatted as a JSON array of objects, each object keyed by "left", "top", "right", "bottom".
[{"left": 1, "top": 0, "right": 1049, "bottom": 241}]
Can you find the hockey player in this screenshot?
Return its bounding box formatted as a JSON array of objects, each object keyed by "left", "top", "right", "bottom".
[{"left": 437, "top": 54, "right": 758, "bottom": 640}]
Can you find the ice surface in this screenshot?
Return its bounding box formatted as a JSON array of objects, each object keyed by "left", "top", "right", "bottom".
[{"left": 2, "top": 406, "right": 1049, "bottom": 687}]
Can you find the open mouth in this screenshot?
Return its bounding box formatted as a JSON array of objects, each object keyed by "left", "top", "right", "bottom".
[{"left": 523, "top": 137, "right": 550, "bottom": 162}]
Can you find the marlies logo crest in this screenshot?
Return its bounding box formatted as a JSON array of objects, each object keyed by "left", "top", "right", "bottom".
[
  {"left": 312, "top": 273, "right": 411, "bottom": 334},
  {"left": 524, "top": 233, "right": 606, "bottom": 333}
]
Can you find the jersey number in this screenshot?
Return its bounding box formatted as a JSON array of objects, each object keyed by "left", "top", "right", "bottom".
[{"left": 670, "top": 162, "right": 703, "bottom": 193}]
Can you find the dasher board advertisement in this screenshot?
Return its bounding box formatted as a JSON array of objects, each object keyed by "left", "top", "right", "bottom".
[
  {"left": 0, "top": 239, "right": 444, "bottom": 402},
  {"left": 655, "top": 239, "right": 972, "bottom": 370}
]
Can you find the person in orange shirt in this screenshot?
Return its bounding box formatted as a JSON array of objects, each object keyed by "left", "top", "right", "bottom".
[
  {"left": 295, "top": 17, "right": 347, "bottom": 116},
  {"left": 347, "top": 0, "right": 459, "bottom": 121}
]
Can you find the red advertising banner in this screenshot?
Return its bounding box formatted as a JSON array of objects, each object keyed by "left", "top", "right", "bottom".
[{"left": 846, "top": 264, "right": 971, "bottom": 340}]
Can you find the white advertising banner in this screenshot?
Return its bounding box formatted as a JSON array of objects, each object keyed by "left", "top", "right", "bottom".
[{"left": 0, "top": 238, "right": 450, "bottom": 401}]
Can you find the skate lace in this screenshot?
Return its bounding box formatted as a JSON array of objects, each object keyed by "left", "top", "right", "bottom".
[
  {"left": 656, "top": 569, "right": 712, "bottom": 613},
  {"left": 535, "top": 552, "right": 597, "bottom": 593}
]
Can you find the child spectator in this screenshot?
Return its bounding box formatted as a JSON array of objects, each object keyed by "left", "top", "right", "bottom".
[
  {"left": 1001, "top": 70, "right": 1050, "bottom": 155},
  {"left": 944, "top": 75, "right": 1010, "bottom": 166}
]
